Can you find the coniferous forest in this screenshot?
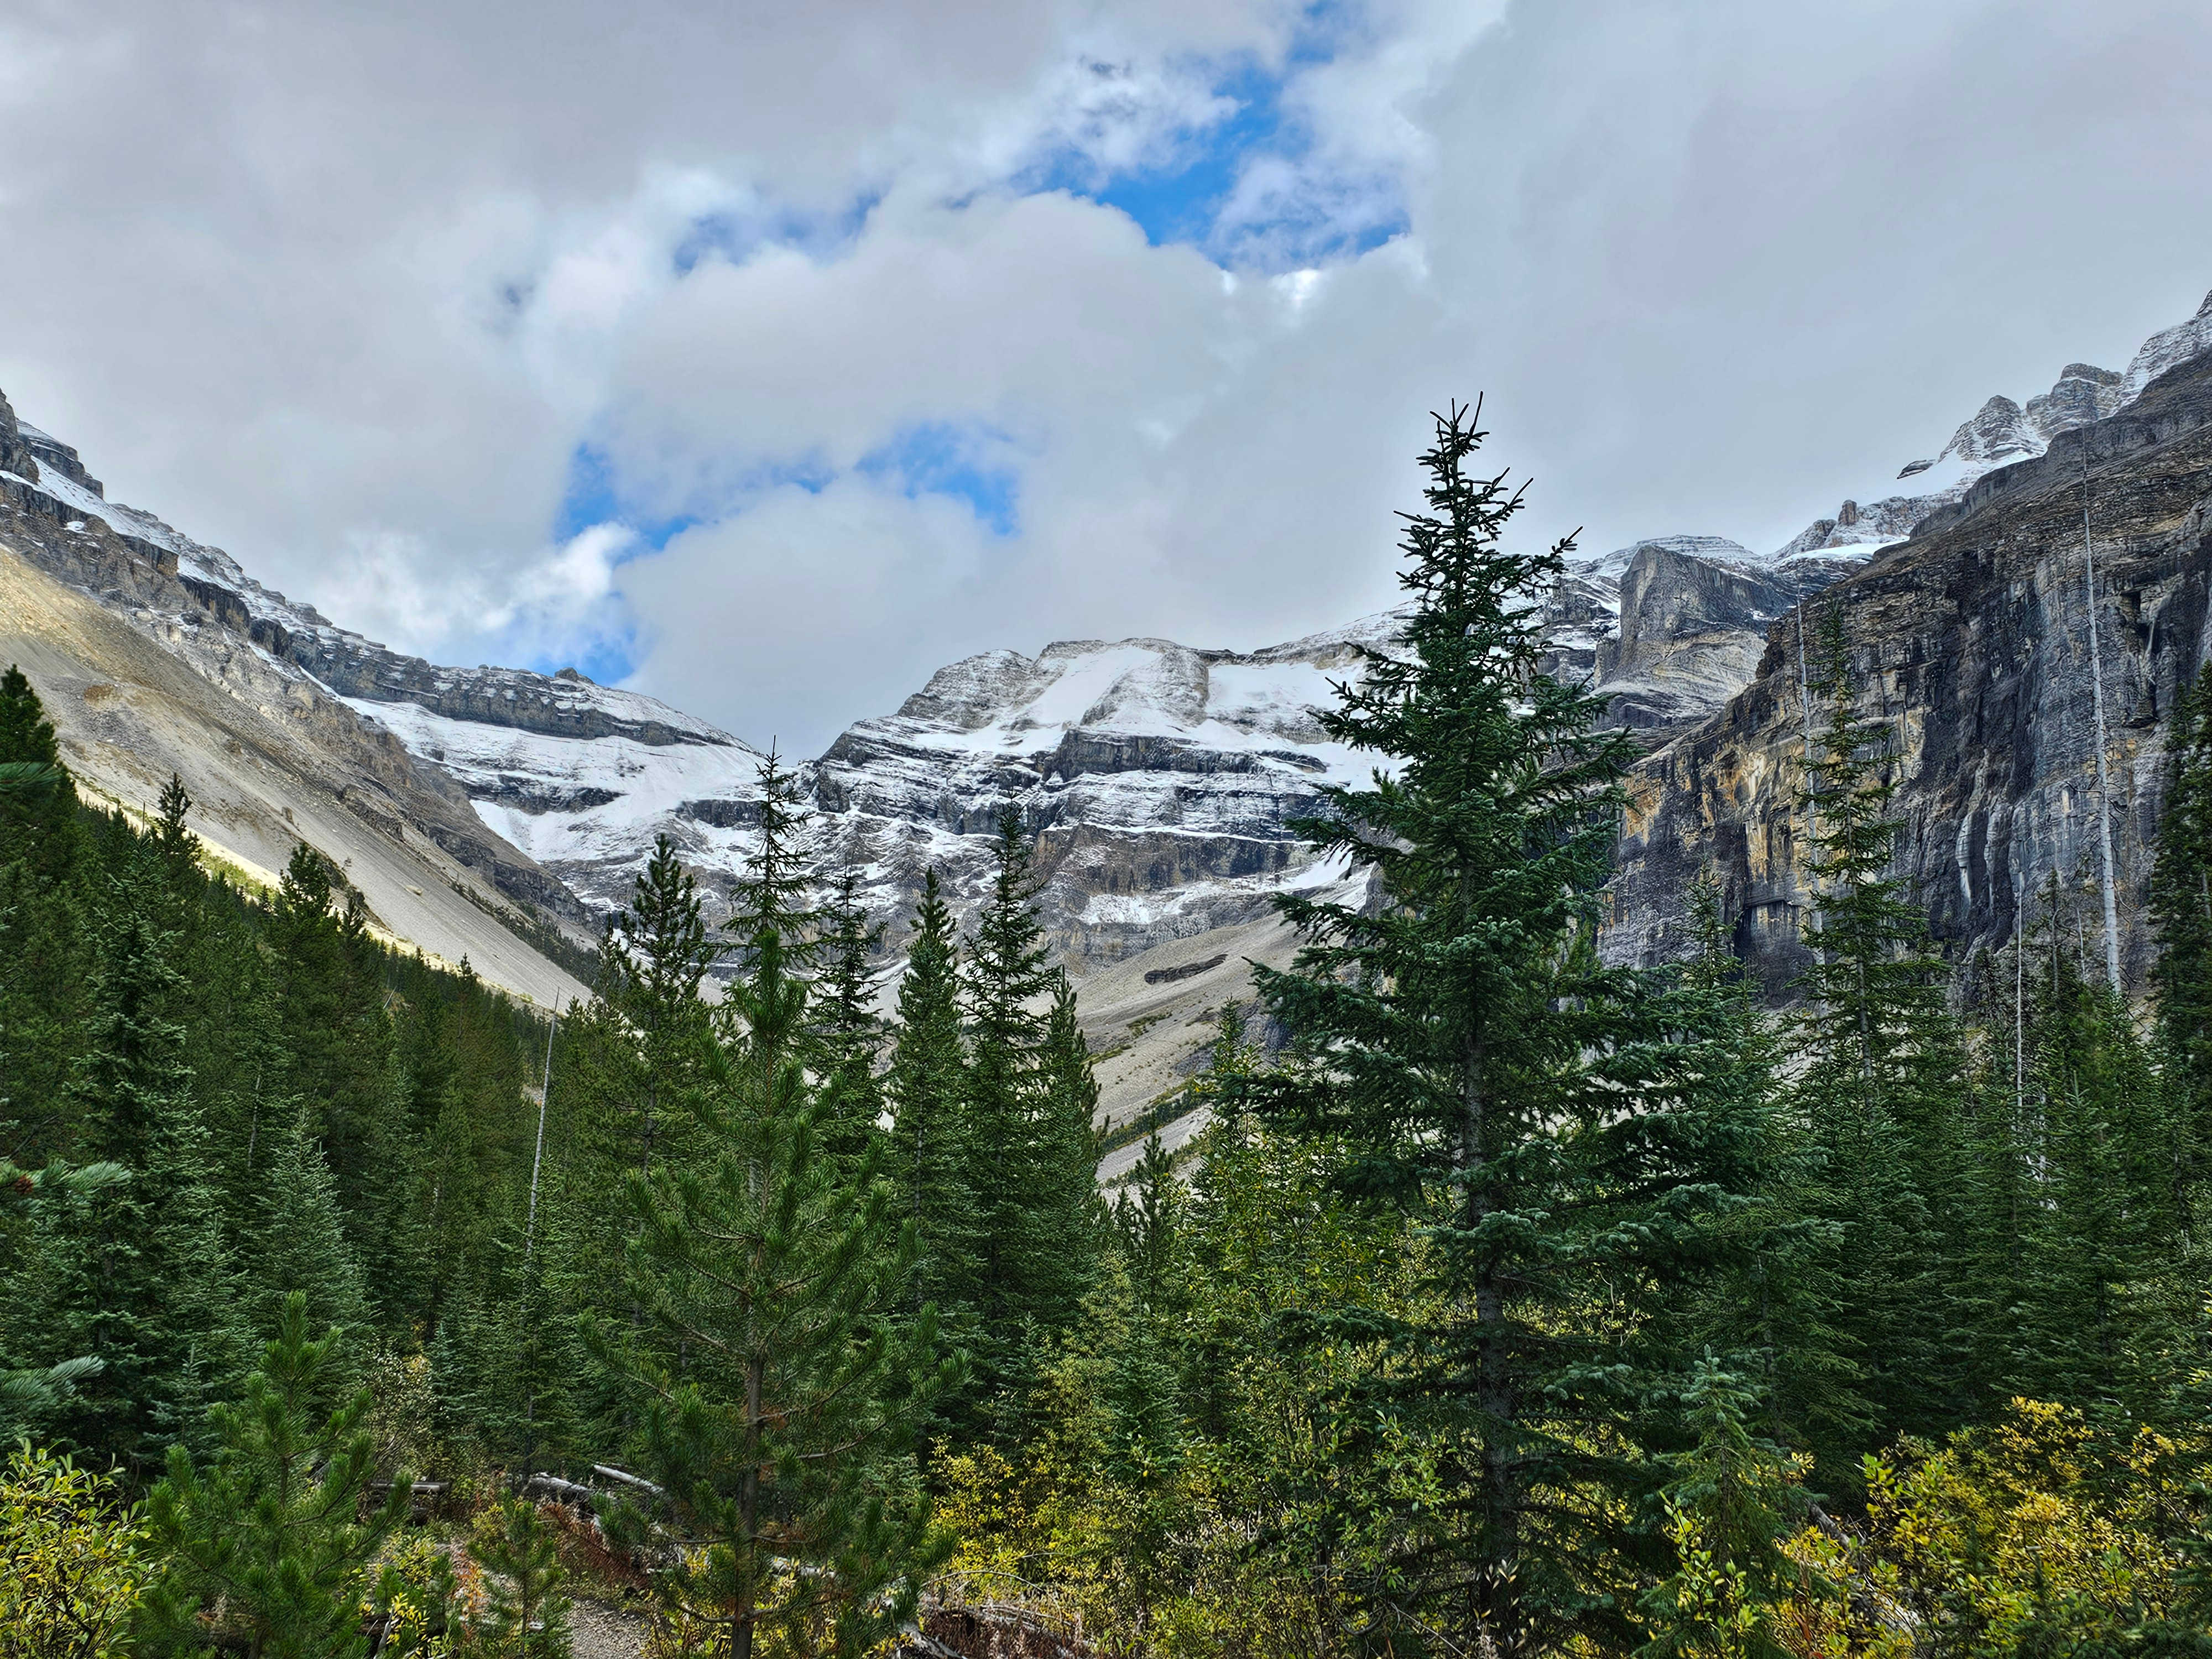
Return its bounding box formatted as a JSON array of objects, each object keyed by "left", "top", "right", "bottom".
[{"left": 8, "top": 406, "right": 2212, "bottom": 1658}]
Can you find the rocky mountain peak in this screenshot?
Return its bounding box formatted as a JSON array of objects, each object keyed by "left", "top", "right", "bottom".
[
  {"left": 0, "top": 388, "right": 37, "bottom": 484},
  {"left": 1778, "top": 292, "right": 2212, "bottom": 563},
  {"left": 1942, "top": 394, "right": 2037, "bottom": 467},
  {"left": 2121, "top": 288, "right": 2212, "bottom": 401}
]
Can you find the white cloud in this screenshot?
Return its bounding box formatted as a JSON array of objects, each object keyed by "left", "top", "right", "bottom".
[{"left": 4, "top": 0, "right": 2212, "bottom": 757}]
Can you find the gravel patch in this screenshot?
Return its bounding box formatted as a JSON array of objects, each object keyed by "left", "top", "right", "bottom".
[{"left": 571, "top": 1598, "right": 647, "bottom": 1659}]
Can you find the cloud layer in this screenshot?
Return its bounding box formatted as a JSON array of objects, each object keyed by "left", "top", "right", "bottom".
[{"left": 5, "top": 0, "right": 2211, "bottom": 750}]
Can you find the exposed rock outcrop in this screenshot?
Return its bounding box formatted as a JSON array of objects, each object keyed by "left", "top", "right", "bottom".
[
  {"left": 1608, "top": 349, "right": 2212, "bottom": 998},
  {"left": 1594, "top": 541, "right": 1846, "bottom": 732},
  {"left": 0, "top": 389, "right": 40, "bottom": 485}
]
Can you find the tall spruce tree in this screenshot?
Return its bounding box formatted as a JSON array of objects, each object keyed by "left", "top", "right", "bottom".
[
  {"left": 268, "top": 842, "right": 389, "bottom": 1214},
  {"left": 606, "top": 842, "right": 948, "bottom": 1658},
  {"left": 1998, "top": 875, "right": 2180, "bottom": 1407},
  {"left": 599, "top": 833, "right": 718, "bottom": 1180},
  {"left": 0, "top": 665, "right": 78, "bottom": 883},
  {"left": 2152, "top": 669, "right": 2212, "bottom": 1167},
  {"left": 1246, "top": 403, "right": 1773, "bottom": 1653},
  {"left": 1025, "top": 970, "right": 1102, "bottom": 1316},
  {"left": 153, "top": 773, "right": 197, "bottom": 893},
  {"left": 815, "top": 860, "right": 888, "bottom": 1172},
  {"left": 253, "top": 1103, "right": 371, "bottom": 1361},
  {"left": 961, "top": 807, "right": 1061, "bottom": 1413},
  {"left": 0, "top": 670, "right": 82, "bottom": 1166},
  {"left": 32, "top": 872, "right": 243, "bottom": 1472},
  {"left": 887, "top": 869, "right": 978, "bottom": 1327},
  {"left": 722, "top": 751, "right": 820, "bottom": 977},
  {"left": 1782, "top": 607, "right": 1983, "bottom": 1459}
]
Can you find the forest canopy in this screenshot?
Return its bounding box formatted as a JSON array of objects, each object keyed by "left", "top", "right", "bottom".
[{"left": 3, "top": 404, "right": 2212, "bottom": 1658}]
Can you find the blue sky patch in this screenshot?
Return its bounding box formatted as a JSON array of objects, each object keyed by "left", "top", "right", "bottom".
[
  {"left": 554, "top": 441, "right": 835, "bottom": 550},
  {"left": 671, "top": 189, "right": 883, "bottom": 277},
  {"left": 859, "top": 421, "right": 1020, "bottom": 535},
  {"left": 1029, "top": 3, "right": 1402, "bottom": 269},
  {"left": 523, "top": 631, "right": 639, "bottom": 688}
]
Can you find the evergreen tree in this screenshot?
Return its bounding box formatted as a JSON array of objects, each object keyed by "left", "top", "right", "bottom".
[
  {"left": 32, "top": 874, "right": 242, "bottom": 1472},
  {"left": 2152, "top": 669, "right": 2212, "bottom": 1167},
  {"left": 1996, "top": 875, "right": 2180, "bottom": 1408},
  {"left": 601, "top": 834, "right": 718, "bottom": 1179},
  {"left": 0, "top": 664, "right": 78, "bottom": 881},
  {"left": 253, "top": 1103, "right": 371, "bottom": 1360},
  {"left": 154, "top": 772, "right": 197, "bottom": 894},
  {"left": 268, "top": 842, "right": 390, "bottom": 1212},
  {"left": 1024, "top": 970, "right": 1102, "bottom": 1317},
  {"left": 0, "top": 846, "right": 82, "bottom": 1165},
  {"left": 1246, "top": 403, "right": 1773, "bottom": 1653},
  {"left": 1783, "top": 608, "right": 1981, "bottom": 1458},
  {"left": 473, "top": 1498, "right": 574, "bottom": 1658},
  {"left": 140, "top": 1292, "right": 409, "bottom": 1658},
  {"left": 721, "top": 751, "right": 820, "bottom": 976},
  {"left": 1114, "top": 1131, "right": 1181, "bottom": 1317},
  {"left": 1635, "top": 1360, "right": 1813, "bottom": 1659},
  {"left": 0, "top": 1156, "right": 119, "bottom": 1444},
  {"left": 604, "top": 905, "right": 950, "bottom": 1658},
  {"left": 962, "top": 806, "right": 1056, "bottom": 1401},
  {"left": 886, "top": 869, "right": 979, "bottom": 1332},
  {"left": 815, "top": 860, "right": 887, "bottom": 1171}
]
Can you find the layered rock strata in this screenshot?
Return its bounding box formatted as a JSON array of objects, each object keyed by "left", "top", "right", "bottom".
[{"left": 1609, "top": 351, "right": 2212, "bottom": 998}]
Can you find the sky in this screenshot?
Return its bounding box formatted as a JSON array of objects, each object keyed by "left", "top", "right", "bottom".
[{"left": 4, "top": 0, "right": 2212, "bottom": 753}]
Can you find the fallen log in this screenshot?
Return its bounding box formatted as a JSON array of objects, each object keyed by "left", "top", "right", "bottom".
[{"left": 592, "top": 1462, "right": 665, "bottom": 1499}]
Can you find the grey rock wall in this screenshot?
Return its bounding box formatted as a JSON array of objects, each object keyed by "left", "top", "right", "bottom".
[{"left": 1609, "top": 351, "right": 2212, "bottom": 998}]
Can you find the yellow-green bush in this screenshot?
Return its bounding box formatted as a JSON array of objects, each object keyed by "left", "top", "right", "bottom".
[
  {"left": 1863, "top": 1396, "right": 2210, "bottom": 1653},
  {"left": 0, "top": 1441, "right": 147, "bottom": 1659}
]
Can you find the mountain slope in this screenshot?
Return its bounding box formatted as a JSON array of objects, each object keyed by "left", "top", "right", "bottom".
[
  {"left": 6, "top": 281, "right": 2211, "bottom": 1147},
  {"left": 0, "top": 394, "right": 590, "bottom": 1007},
  {"left": 1609, "top": 347, "right": 2212, "bottom": 996}
]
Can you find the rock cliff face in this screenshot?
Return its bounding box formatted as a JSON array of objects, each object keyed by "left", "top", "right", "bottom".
[
  {"left": 1593, "top": 539, "right": 1848, "bottom": 733},
  {"left": 6, "top": 283, "right": 2212, "bottom": 1023},
  {"left": 0, "top": 391, "right": 41, "bottom": 484},
  {"left": 1775, "top": 293, "right": 2212, "bottom": 564},
  {"left": 1609, "top": 349, "right": 2212, "bottom": 997}
]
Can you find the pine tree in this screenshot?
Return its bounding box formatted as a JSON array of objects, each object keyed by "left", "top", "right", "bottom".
[
  {"left": 473, "top": 1498, "right": 573, "bottom": 1658},
  {"left": 962, "top": 806, "right": 1055, "bottom": 1396},
  {"left": 604, "top": 904, "right": 950, "bottom": 1658},
  {"left": 140, "top": 1292, "right": 409, "bottom": 1658},
  {"left": 886, "top": 870, "right": 979, "bottom": 1339},
  {"left": 815, "top": 861, "right": 887, "bottom": 1171},
  {"left": 2152, "top": 669, "right": 2212, "bottom": 1168},
  {"left": 1783, "top": 607, "right": 1981, "bottom": 1456},
  {"left": 1246, "top": 403, "right": 1774, "bottom": 1653},
  {"left": 0, "top": 664, "right": 78, "bottom": 882}
]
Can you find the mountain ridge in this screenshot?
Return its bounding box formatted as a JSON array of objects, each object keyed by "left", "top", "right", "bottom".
[{"left": 4, "top": 286, "right": 2210, "bottom": 1037}]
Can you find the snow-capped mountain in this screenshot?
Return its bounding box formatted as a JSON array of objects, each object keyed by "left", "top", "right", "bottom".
[
  {"left": 1771, "top": 290, "right": 2212, "bottom": 562},
  {"left": 7, "top": 284, "right": 2212, "bottom": 1004}
]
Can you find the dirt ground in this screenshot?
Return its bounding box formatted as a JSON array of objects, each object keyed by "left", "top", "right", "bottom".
[{"left": 570, "top": 1598, "right": 648, "bottom": 1659}]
